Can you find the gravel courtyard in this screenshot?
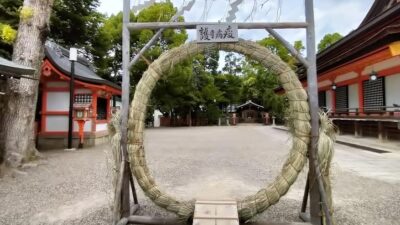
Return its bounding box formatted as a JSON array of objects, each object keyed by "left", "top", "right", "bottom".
[{"left": 1, "top": 125, "right": 400, "bottom": 224}]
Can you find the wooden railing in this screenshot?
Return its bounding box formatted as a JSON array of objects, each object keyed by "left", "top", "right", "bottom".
[{"left": 322, "top": 106, "right": 400, "bottom": 119}]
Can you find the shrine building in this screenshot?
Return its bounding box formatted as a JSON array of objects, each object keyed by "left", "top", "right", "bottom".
[
  {"left": 36, "top": 42, "right": 121, "bottom": 149},
  {"left": 236, "top": 100, "right": 265, "bottom": 123},
  {"left": 289, "top": 0, "right": 400, "bottom": 141}
]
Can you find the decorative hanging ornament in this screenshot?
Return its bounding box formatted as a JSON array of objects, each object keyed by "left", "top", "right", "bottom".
[{"left": 226, "top": 0, "right": 244, "bottom": 22}]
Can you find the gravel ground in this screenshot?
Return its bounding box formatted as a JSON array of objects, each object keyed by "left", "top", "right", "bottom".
[{"left": 0, "top": 125, "right": 399, "bottom": 224}]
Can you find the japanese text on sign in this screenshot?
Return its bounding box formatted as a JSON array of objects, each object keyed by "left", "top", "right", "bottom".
[{"left": 196, "top": 24, "right": 239, "bottom": 43}]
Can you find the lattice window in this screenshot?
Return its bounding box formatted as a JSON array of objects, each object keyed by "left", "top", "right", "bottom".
[
  {"left": 318, "top": 91, "right": 326, "bottom": 108},
  {"left": 335, "top": 86, "right": 348, "bottom": 112},
  {"left": 363, "top": 77, "right": 385, "bottom": 112},
  {"left": 74, "top": 94, "right": 92, "bottom": 104}
]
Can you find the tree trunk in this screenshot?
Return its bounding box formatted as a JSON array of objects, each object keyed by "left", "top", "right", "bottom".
[{"left": 1, "top": 0, "right": 54, "bottom": 167}]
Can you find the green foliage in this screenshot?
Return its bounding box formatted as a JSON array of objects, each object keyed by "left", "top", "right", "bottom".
[
  {"left": 0, "top": 0, "right": 21, "bottom": 26},
  {"left": 204, "top": 49, "right": 219, "bottom": 74},
  {"left": 294, "top": 40, "right": 305, "bottom": 54},
  {"left": 222, "top": 52, "right": 242, "bottom": 75},
  {"left": 238, "top": 36, "right": 302, "bottom": 119},
  {"left": 19, "top": 6, "right": 34, "bottom": 22},
  {"left": 92, "top": 2, "right": 187, "bottom": 83},
  {"left": 0, "top": 23, "right": 17, "bottom": 44},
  {"left": 214, "top": 73, "right": 242, "bottom": 105},
  {"left": 0, "top": 0, "right": 104, "bottom": 59},
  {"left": 318, "top": 32, "right": 343, "bottom": 52},
  {"left": 149, "top": 35, "right": 301, "bottom": 123},
  {"left": 153, "top": 60, "right": 196, "bottom": 115},
  {"left": 50, "top": 0, "right": 104, "bottom": 49},
  {"left": 91, "top": 12, "right": 133, "bottom": 80},
  {"left": 239, "top": 60, "right": 287, "bottom": 119},
  {"left": 0, "top": 0, "right": 21, "bottom": 58},
  {"left": 0, "top": 0, "right": 299, "bottom": 124},
  {"left": 257, "top": 36, "right": 303, "bottom": 67}
]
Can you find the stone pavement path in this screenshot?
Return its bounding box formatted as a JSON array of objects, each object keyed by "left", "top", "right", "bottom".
[
  {"left": 0, "top": 125, "right": 399, "bottom": 225},
  {"left": 334, "top": 143, "right": 400, "bottom": 183}
]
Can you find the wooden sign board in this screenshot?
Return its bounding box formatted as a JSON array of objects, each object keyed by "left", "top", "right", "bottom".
[
  {"left": 193, "top": 200, "right": 239, "bottom": 225},
  {"left": 196, "top": 24, "right": 239, "bottom": 43}
]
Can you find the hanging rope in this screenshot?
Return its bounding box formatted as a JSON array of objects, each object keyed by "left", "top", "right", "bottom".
[{"left": 226, "top": 0, "right": 244, "bottom": 22}]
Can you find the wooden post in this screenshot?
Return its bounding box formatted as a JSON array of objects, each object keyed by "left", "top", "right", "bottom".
[
  {"left": 378, "top": 121, "right": 384, "bottom": 142},
  {"left": 119, "top": 0, "right": 131, "bottom": 221},
  {"left": 305, "top": 0, "right": 329, "bottom": 224},
  {"left": 67, "top": 60, "right": 75, "bottom": 149},
  {"left": 355, "top": 121, "right": 360, "bottom": 138}
]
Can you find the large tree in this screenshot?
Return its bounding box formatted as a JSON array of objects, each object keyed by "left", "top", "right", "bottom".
[
  {"left": 236, "top": 36, "right": 304, "bottom": 119},
  {"left": 0, "top": 0, "right": 104, "bottom": 59},
  {"left": 50, "top": 0, "right": 103, "bottom": 49},
  {"left": 92, "top": 2, "right": 187, "bottom": 83},
  {"left": 1, "top": 0, "right": 54, "bottom": 167}
]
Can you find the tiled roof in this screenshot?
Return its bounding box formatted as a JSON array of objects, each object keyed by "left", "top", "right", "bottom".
[
  {"left": 44, "top": 41, "right": 121, "bottom": 90},
  {"left": 0, "top": 57, "right": 35, "bottom": 76}
]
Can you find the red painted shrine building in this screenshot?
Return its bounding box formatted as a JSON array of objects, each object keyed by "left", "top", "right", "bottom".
[
  {"left": 300, "top": 0, "right": 400, "bottom": 140},
  {"left": 37, "top": 42, "right": 121, "bottom": 149}
]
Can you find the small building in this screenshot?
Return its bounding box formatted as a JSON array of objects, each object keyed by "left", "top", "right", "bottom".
[
  {"left": 236, "top": 100, "right": 265, "bottom": 123},
  {"left": 37, "top": 42, "right": 121, "bottom": 149},
  {"left": 279, "top": 0, "right": 400, "bottom": 141}
]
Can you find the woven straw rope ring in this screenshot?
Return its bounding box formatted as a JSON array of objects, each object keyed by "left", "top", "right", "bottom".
[{"left": 128, "top": 39, "right": 311, "bottom": 222}]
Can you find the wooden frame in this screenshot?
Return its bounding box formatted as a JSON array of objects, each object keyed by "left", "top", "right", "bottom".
[{"left": 116, "top": 1, "right": 331, "bottom": 225}]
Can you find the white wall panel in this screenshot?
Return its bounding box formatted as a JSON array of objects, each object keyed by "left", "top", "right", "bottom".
[
  {"left": 46, "top": 116, "right": 68, "bottom": 131},
  {"left": 96, "top": 123, "right": 108, "bottom": 132},
  {"left": 326, "top": 90, "right": 333, "bottom": 110},
  {"left": 47, "top": 92, "right": 69, "bottom": 111},
  {"left": 348, "top": 84, "right": 359, "bottom": 112},
  {"left": 110, "top": 99, "right": 122, "bottom": 108},
  {"left": 385, "top": 74, "right": 400, "bottom": 111}
]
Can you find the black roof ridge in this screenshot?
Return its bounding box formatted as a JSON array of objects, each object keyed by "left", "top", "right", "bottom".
[
  {"left": 237, "top": 100, "right": 264, "bottom": 109},
  {"left": 44, "top": 41, "right": 121, "bottom": 91},
  {"left": 317, "top": 2, "right": 400, "bottom": 59}
]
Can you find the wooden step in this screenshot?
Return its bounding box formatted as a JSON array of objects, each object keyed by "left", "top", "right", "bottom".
[{"left": 193, "top": 200, "right": 239, "bottom": 225}]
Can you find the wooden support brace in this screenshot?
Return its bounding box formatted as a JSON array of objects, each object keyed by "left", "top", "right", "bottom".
[{"left": 354, "top": 121, "right": 360, "bottom": 138}]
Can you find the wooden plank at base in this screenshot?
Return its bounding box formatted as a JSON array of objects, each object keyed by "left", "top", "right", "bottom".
[
  {"left": 245, "top": 222, "right": 312, "bottom": 225},
  {"left": 196, "top": 200, "right": 237, "bottom": 205},
  {"left": 193, "top": 200, "right": 239, "bottom": 225}
]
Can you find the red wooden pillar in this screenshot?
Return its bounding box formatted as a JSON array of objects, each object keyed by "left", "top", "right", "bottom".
[
  {"left": 92, "top": 92, "right": 98, "bottom": 132},
  {"left": 106, "top": 95, "right": 111, "bottom": 122}
]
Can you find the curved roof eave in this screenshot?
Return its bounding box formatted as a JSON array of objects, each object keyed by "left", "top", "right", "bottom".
[
  {"left": 0, "top": 57, "right": 35, "bottom": 76},
  {"left": 44, "top": 41, "right": 121, "bottom": 91}
]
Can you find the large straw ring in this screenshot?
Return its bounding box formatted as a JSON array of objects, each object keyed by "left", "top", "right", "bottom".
[{"left": 128, "top": 39, "right": 311, "bottom": 222}]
